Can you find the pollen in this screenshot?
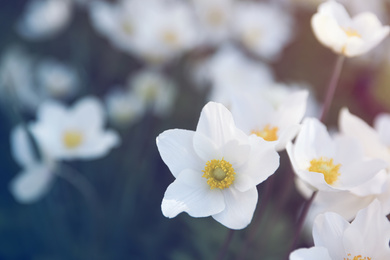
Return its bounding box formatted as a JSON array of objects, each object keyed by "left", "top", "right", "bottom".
[
  {"left": 343, "top": 27, "right": 361, "bottom": 38},
  {"left": 202, "top": 158, "right": 236, "bottom": 189},
  {"left": 162, "top": 30, "right": 179, "bottom": 46},
  {"left": 308, "top": 157, "right": 341, "bottom": 185},
  {"left": 344, "top": 253, "right": 372, "bottom": 260},
  {"left": 63, "top": 130, "right": 83, "bottom": 149},
  {"left": 251, "top": 125, "right": 279, "bottom": 141}
]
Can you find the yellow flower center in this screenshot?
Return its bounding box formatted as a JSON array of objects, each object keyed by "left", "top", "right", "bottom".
[
  {"left": 344, "top": 253, "right": 372, "bottom": 260},
  {"left": 63, "top": 130, "right": 83, "bottom": 149},
  {"left": 308, "top": 157, "right": 341, "bottom": 185},
  {"left": 206, "top": 9, "right": 224, "bottom": 26},
  {"left": 251, "top": 125, "right": 279, "bottom": 141},
  {"left": 162, "top": 30, "right": 179, "bottom": 46},
  {"left": 202, "top": 159, "right": 236, "bottom": 189},
  {"left": 122, "top": 21, "right": 134, "bottom": 35},
  {"left": 343, "top": 27, "right": 361, "bottom": 38},
  {"left": 243, "top": 28, "right": 262, "bottom": 48}
]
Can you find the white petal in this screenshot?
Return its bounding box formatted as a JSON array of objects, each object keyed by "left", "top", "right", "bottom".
[
  {"left": 161, "top": 172, "right": 224, "bottom": 218},
  {"left": 77, "top": 130, "right": 120, "bottom": 159},
  {"left": 350, "top": 169, "right": 388, "bottom": 196},
  {"left": 9, "top": 164, "right": 54, "bottom": 203},
  {"left": 11, "top": 125, "right": 36, "bottom": 167},
  {"left": 289, "top": 247, "right": 332, "bottom": 260},
  {"left": 221, "top": 139, "right": 251, "bottom": 168},
  {"left": 72, "top": 96, "right": 105, "bottom": 131},
  {"left": 196, "top": 102, "right": 247, "bottom": 148},
  {"left": 313, "top": 212, "right": 349, "bottom": 259},
  {"left": 212, "top": 187, "right": 257, "bottom": 230},
  {"left": 374, "top": 113, "right": 390, "bottom": 147},
  {"left": 275, "top": 124, "right": 301, "bottom": 151},
  {"left": 157, "top": 129, "right": 203, "bottom": 178},
  {"left": 36, "top": 99, "right": 67, "bottom": 126},
  {"left": 193, "top": 132, "right": 221, "bottom": 162},
  {"left": 343, "top": 200, "right": 390, "bottom": 259},
  {"left": 237, "top": 136, "right": 279, "bottom": 189}
]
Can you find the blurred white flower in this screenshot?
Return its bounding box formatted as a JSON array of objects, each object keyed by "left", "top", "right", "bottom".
[
  {"left": 204, "top": 45, "right": 274, "bottom": 106},
  {"left": 157, "top": 102, "right": 279, "bottom": 229},
  {"left": 290, "top": 200, "right": 390, "bottom": 260},
  {"left": 311, "top": 0, "right": 389, "bottom": 57},
  {"left": 129, "top": 69, "right": 176, "bottom": 118},
  {"left": 105, "top": 88, "right": 144, "bottom": 127},
  {"left": 90, "top": 0, "right": 199, "bottom": 65},
  {"left": 0, "top": 47, "right": 41, "bottom": 110},
  {"left": 9, "top": 125, "right": 56, "bottom": 203},
  {"left": 232, "top": 2, "right": 293, "bottom": 60},
  {"left": 17, "top": 0, "right": 73, "bottom": 40},
  {"left": 231, "top": 86, "right": 308, "bottom": 151},
  {"left": 287, "top": 118, "right": 387, "bottom": 192},
  {"left": 30, "top": 97, "right": 120, "bottom": 160},
  {"left": 36, "top": 59, "right": 79, "bottom": 99},
  {"left": 192, "top": 0, "right": 233, "bottom": 45}
]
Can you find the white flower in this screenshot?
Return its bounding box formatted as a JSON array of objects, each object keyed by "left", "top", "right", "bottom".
[
  {"left": 311, "top": 0, "right": 390, "bottom": 57},
  {"left": 290, "top": 200, "right": 390, "bottom": 260},
  {"left": 157, "top": 102, "right": 279, "bottom": 229},
  {"left": 9, "top": 126, "right": 56, "bottom": 203},
  {"left": 90, "top": 0, "right": 199, "bottom": 64},
  {"left": 105, "top": 87, "right": 144, "bottom": 127},
  {"left": 287, "top": 118, "right": 387, "bottom": 191},
  {"left": 36, "top": 59, "right": 79, "bottom": 99},
  {"left": 17, "top": 0, "right": 73, "bottom": 40},
  {"left": 192, "top": 0, "right": 233, "bottom": 45},
  {"left": 232, "top": 2, "right": 293, "bottom": 60},
  {"left": 231, "top": 86, "right": 308, "bottom": 151},
  {"left": 128, "top": 69, "right": 176, "bottom": 117},
  {"left": 0, "top": 47, "right": 41, "bottom": 110},
  {"left": 204, "top": 45, "right": 274, "bottom": 106},
  {"left": 30, "top": 97, "right": 120, "bottom": 160}
]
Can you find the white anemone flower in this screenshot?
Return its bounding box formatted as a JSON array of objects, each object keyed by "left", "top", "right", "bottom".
[
  {"left": 232, "top": 2, "right": 293, "bottom": 60},
  {"left": 204, "top": 45, "right": 274, "bottom": 106},
  {"left": 311, "top": 0, "right": 390, "bottom": 57},
  {"left": 287, "top": 118, "right": 387, "bottom": 192},
  {"left": 231, "top": 86, "right": 308, "bottom": 151},
  {"left": 105, "top": 88, "right": 144, "bottom": 127},
  {"left": 290, "top": 200, "right": 390, "bottom": 260},
  {"left": 157, "top": 102, "right": 279, "bottom": 229},
  {"left": 36, "top": 59, "right": 79, "bottom": 100},
  {"left": 192, "top": 0, "right": 233, "bottom": 45},
  {"left": 17, "top": 0, "right": 72, "bottom": 40},
  {"left": 30, "top": 97, "right": 120, "bottom": 160},
  {"left": 9, "top": 126, "right": 56, "bottom": 203},
  {"left": 128, "top": 69, "right": 176, "bottom": 118}
]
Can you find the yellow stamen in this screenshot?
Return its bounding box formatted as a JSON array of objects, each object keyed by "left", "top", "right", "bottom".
[
  {"left": 202, "top": 159, "right": 236, "bottom": 189},
  {"left": 308, "top": 157, "right": 341, "bottom": 185},
  {"left": 343, "top": 27, "right": 361, "bottom": 38},
  {"left": 63, "top": 131, "right": 83, "bottom": 149},
  {"left": 344, "top": 253, "right": 372, "bottom": 260},
  {"left": 122, "top": 22, "right": 134, "bottom": 35},
  {"left": 243, "top": 28, "right": 262, "bottom": 48},
  {"left": 251, "top": 125, "right": 279, "bottom": 141},
  {"left": 162, "top": 30, "right": 179, "bottom": 46}
]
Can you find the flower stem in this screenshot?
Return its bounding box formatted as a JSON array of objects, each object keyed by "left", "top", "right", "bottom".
[
  {"left": 320, "top": 55, "right": 345, "bottom": 123},
  {"left": 286, "top": 190, "right": 318, "bottom": 258},
  {"left": 216, "top": 229, "right": 235, "bottom": 260}
]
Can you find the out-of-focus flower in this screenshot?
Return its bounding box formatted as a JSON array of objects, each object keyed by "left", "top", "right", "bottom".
[
  {"left": 232, "top": 2, "right": 293, "bottom": 60},
  {"left": 128, "top": 69, "right": 176, "bottom": 118},
  {"left": 36, "top": 59, "right": 79, "bottom": 100},
  {"left": 203, "top": 45, "right": 274, "bottom": 106},
  {"left": 0, "top": 47, "right": 40, "bottom": 110},
  {"left": 90, "top": 0, "right": 199, "bottom": 65},
  {"left": 157, "top": 102, "right": 279, "bottom": 229},
  {"left": 105, "top": 88, "right": 144, "bottom": 127},
  {"left": 30, "top": 97, "right": 120, "bottom": 160},
  {"left": 17, "top": 0, "right": 73, "bottom": 40},
  {"left": 192, "top": 0, "right": 233, "bottom": 45},
  {"left": 290, "top": 200, "right": 390, "bottom": 260},
  {"left": 311, "top": 0, "right": 389, "bottom": 57},
  {"left": 287, "top": 118, "right": 387, "bottom": 191},
  {"left": 9, "top": 125, "right": 56, "bottom": 203},
  {"left": 231, "top": 85, "right": 308, "bottom": 151}
]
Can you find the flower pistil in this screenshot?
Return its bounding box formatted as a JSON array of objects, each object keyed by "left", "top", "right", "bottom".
[{"left": 202, "top": 158, "right": 235, "bottom": 189}]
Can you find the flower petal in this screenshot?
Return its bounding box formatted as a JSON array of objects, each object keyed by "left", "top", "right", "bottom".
[
  {"left": 157, "top": 129, "right": 203, "bottom": 178},
  {"left": 212, "top": 187, "right": 257, "bottom": 230},
  {"left": 161, "top": 171, "right": 224, "bottom": 218},
  {"left": 289, "top": 247, "right": 332, "bottom": 260}
]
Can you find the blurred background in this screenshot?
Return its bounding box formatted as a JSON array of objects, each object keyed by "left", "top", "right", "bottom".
[{"left": 0, "top": 0, "right": 390, "bottom": 259}]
